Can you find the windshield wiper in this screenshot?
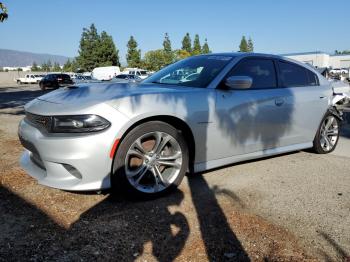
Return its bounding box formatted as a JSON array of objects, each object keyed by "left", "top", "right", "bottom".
[{"left": 150, "top": 81, "right": 172, "bottom": 85}]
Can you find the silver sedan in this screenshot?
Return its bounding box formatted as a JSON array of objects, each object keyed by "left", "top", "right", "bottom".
[{"left": 18, "top": 53, "right": 349, "bottom": 197}]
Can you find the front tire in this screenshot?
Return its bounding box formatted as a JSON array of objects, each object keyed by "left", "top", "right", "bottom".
[
  {"left": 313, "top": 112, "right": 340, "bottom": 154},
  {"left": 112, "top": 121, "right": 189, "bottom": 198}
]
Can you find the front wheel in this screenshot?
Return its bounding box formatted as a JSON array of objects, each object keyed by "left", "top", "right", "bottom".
[
  {"left": 39, "top": 83, "right": 46, "bottom": 90},
  {"left": 112, "top": 121, "right": 188, "bottom": 198},
  {"left": 313, "top": 112, "right": 340, "bottom": 154}
]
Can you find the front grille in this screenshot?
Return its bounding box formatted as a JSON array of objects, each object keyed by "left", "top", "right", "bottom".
[{"left": 25, "top": 112, "right": 52, "bottom": 131}]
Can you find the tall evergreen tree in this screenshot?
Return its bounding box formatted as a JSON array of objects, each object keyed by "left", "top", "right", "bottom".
[
  {"left": 31, "top": 62, "right": 39, "bottom": 71},
  {"left": 202, "top": 38, "right": 210, "bottom": 54},
  {"left": 181, "top": 33, "right": 192, "bottom": 53},
  {"left": 53, "top": 62, "right": 61, "bottom": 72},
  {"left": 98, "top": 31, "right": 120, "bottom": 66},
  {"left": 192, "top": 34, "right": 201, "bottom": 55},
  {"left": 63, "top": 59, "right": 72, "bottom": 72},
  {"left": 247, "top": 37, "right": 254, "bottom": 52},
  {"left": 76, "top": 24, "right": 100, "bottom": 71},
  {"left": 163, "top": 33, "right": 173, "bottom": 65},
  {"left": 239, "top": 36, "right": 248, "bottom": 52},
  {"left": 47, "top": 60, "right": 52, "bottom": 71},
  {"left": 126, "top": 36, "right": 141, "bottom": 68}
]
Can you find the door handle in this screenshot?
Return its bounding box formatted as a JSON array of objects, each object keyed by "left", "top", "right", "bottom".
[
  {"left": 320, "top": 96, "right": 328, "bottom": 100},
  {"left": 275, "top": 98, "right": 285, "bottom": 107}
]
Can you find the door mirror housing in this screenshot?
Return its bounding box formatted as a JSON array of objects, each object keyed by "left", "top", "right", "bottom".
[{"left": 225, "top": 76, "right": 253, "bottom": 90}]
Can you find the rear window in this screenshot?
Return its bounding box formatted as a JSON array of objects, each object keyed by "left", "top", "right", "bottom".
[
  {"left": 60, "top": 74, "right": 71, "bottom": 79},
  {"left": 278, "top": 61, "right": 318, "bottom": 87}
]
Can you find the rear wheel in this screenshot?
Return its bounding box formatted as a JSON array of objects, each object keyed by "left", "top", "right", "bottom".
[
  {"left": 39, "top": 83, "right": 46, "bottom": 90},
  {"left": 112, "top": 121, "right": 188, "bottom": 198},
  {"left": 313, "top": 112, "right": 340, "bottom": 154}
]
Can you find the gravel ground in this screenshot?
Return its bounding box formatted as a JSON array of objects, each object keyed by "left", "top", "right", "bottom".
[{"left": 0, "top": 85, "right": 349, "bottom": 261}]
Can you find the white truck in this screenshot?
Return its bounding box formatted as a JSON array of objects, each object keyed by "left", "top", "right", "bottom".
[
  {"left": 16, "top": 74, "right": 44, "bottom": 84},
  {"left": 92, "top": 66, "right": 121, "bottom": 80}
]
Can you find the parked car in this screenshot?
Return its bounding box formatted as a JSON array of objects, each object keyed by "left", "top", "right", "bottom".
[
  {"left": 16, "top": 74, "right": 44, "bottom": 84},
  {"left": 128, "top": 69, "right": 149, "bottom": 79},
  {"left": 330, "top": 68, "right": 349, "bottom": 75},
  {"left": 92, "top": 66, "right": 121, "bottom": 80},
  {"left": 114, "top": 74, "right": 143, "bottom": 82},
  {"left": 39, "top": 73, "right": 73, "bottom": 90},
  {"left": 18, "top": 53, "right": 350, "bottom": 197}
]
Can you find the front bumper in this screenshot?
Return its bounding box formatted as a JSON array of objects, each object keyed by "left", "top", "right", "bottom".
[{"left": 18, "top": 109, "right": 129, "bottom": 191}]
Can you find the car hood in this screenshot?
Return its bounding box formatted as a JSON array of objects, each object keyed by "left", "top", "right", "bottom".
[
  {"left": 37, "top": 82, "right": 199, "bottom": 104},
  {"left": 25, "top": 82, "right": 203, "bottom": 115}
]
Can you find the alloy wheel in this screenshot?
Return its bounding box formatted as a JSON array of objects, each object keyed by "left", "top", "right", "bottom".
[
  {"left": 124, "top": 131, "right": 183, "bottom": 193},
  {"left": 319, "top": 116, "right": 339, "bottom": 152}
]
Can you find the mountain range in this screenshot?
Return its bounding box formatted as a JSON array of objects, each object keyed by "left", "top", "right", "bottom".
[{"left": 0, "top": 49, "right": 71, "bottom": 67}]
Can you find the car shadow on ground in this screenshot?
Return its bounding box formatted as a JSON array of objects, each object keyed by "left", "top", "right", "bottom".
[
  {"left": 0, "top": 172, "right": 250, "bottom": 261},
  {"left": 0, "top": 89, "right": 49, "bottom": 115}
]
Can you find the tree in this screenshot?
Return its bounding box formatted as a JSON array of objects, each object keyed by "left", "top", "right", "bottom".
[
  {"left": 126, "top": 36, "right": 141, "bottom": 68},
  {"left": 202, "top": 38, "right": 210, "bottom": 54},
  {"left": 97, "top": 31, "right": 120, "bottom": 67},
  {"left": 31, "top": 62, "right": 39, "bottom": 72},
  {"left": 76, "top": 24, "right": 100, "bottom": 71},
  {"left": 143, "top": 49, "right": 166, "bottom": 71},
  {"left": 53, "top": 62, "right": 61, "bottom": 72},
  {"left": 247, "top": 37, "right": 254, "bottom": 52},
  {"left": 76, "top": 24, "right": 120, "bottom": 71},
  {"left": 192, "top": 34, "right": 201, "bottom": 55},
  {"left": 174, "top": 49, "right": 191, "bottom": 61},
  {"left": 163, "top": 33, "right": 173, "bottom": 65},
  {"left": 239, "top": 36, "right": 248, "bottom": 52},
  {"left": 47, "top": 60, "right": 52, "bottom": 71},
  {"left": 335, "top": 49, "right": 350, "bottom": 55},
  {"left": 0, "top": 2, "right": 8, "bottom": 22},
  {"left": 63, "top": 59, "right": 72, "bottom": 72},
  {"left": 181, "top": 33, "right": 192, "bottom": 53}
]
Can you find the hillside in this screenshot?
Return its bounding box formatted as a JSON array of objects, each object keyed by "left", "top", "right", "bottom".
[{"left": 0, "top": 49, "right": 71, "bottom": 67}]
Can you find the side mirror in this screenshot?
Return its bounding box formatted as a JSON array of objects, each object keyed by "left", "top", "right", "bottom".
[{"left": 225, "top": 76, "right": 252, "bottom": 90}]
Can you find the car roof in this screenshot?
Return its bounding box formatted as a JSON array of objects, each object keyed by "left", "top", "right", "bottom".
[{"left": 198, "top": 52, "right": 322, "bottom": 77}]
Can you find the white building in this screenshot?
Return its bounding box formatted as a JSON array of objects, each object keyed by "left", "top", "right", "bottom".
[
  {"left": 2, "top": 66, "right": 32, "bottom": 72},
  {"left": 284, "top": 51, "right": 350, "bottom": 69}
]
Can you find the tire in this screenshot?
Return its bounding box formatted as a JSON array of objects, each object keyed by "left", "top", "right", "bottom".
[
  {"left": 112, "top": 121, "right": 189, "bottom": 198},
  {"left": 312, "top": 112, "right": 340, "bottom": 154},
  {"left": 17, "top": 80, "right": 22, "bottom": 85},
  {"left": 39, "top": 83, "right": 46, "bottom": 91}
]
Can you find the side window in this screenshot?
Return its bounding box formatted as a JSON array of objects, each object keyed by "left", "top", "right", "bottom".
[
  {"left": 278, "top": 61, "right": 309, "bottom": 87},
  {"left": 306, "top": 70, "right": 319, "bottom": 86},
  {"left": 227, "top": 58, "right": 277, "bottom": 89}
]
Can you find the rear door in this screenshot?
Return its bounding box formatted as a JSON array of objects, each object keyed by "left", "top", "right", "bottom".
[
  {"left": 276, "top": 60, "right": 331, "bottom": 144},
  {"left": 212, "top": 57, "right": 294, "bottom": 159}
]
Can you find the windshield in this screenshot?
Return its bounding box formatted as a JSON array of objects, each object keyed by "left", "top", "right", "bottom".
[{"left": 144, "top": 55, "right": 233, "bottom": 88}]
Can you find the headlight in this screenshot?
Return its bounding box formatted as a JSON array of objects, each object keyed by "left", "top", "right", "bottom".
[{"left": 52, "top": 115, "right": 110, "bottom": 133}]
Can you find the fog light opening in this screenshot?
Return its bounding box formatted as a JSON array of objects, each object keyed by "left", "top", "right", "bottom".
[{"left": 62, "top": 164, "right": 82, "bottom": 179}]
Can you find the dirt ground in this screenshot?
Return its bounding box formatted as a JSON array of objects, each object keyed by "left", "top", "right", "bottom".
[{"left": 0, "top": 85, "right": 349, "bottom": 262}]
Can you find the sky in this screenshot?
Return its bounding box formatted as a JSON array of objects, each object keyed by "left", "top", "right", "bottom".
[{"left": 1, "top": 0, "right": 349, "bottom": 61}]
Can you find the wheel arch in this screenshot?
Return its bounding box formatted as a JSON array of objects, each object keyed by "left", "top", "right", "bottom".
[{"left": 111, "top": 115, "right": 196, "bottom": 174}]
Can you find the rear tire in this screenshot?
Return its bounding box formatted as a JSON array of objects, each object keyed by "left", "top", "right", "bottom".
[
  {"left": 112, "top": 121, "right": 188, "bottom": 198},
  {"left": 312, "top": 112, "right": 340, "bottom": 154},
  {"left": 39, "top": 83, "right": 46, "bottom": 91}
]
